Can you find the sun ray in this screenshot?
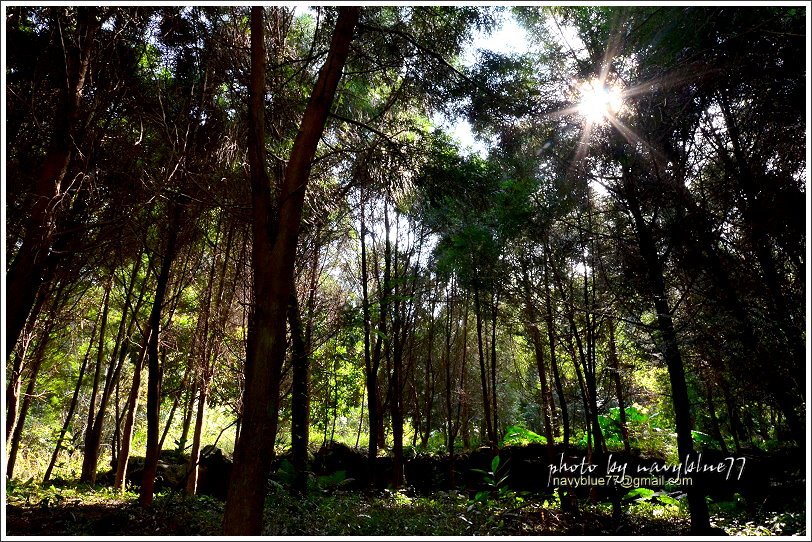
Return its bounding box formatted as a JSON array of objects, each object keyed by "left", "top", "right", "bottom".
[
  {"left": 619, "top": 63, "right": 719, "bottom": 100},
  {"left": 567, "top": 121, "right": 595, "bottom": 180},
  {"left": 576, "top": 79, "right": 623, "bottom": 123}
]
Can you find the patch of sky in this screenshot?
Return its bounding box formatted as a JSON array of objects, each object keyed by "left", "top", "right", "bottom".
[{"left": 433, "top": 10, "right": 530, "bottom": 158}]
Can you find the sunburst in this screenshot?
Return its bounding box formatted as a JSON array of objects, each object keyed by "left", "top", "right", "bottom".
[{"left": 576, "top": 78, "right": 624, "bottom": 124}]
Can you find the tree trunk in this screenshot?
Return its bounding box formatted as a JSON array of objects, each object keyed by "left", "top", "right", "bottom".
[
  {"left": 555, "top": 262, "right": 602, "bottom": 455},
  {"left": 5, "top": 351, "right": 26, "bottom": 445},
  {"left": 705, "top": 380, "right": 728, "bottom": 455},
  {"left": 140, "top": 201, "right": 183, "bottom": 507},
  {"left": 473, "top": 285, "right": 494, "bottom": 445},
  {"left": 6, "top": 292, "right": 48, "bottom": 443},
  {"left": 82, "top": 258, "right": 146, "bottom": 484},
  {"left": 391, "top": 301, "right": 404, "bottom": 489},
  {"left": 114, "top": 328, "right": 150, "bottom": 491},
  {"left": 6, "top": 317, "right": 58, "bottom": 479},
  {"left": 184, "top": 380, "right": 209, "bottom": 495},
  {"left": 543, "top": 246, "right": 569, "bottom": 447},
  {"left": 360, "top": 198, "right": 381, "bottom": 486},
  {"left": 444, "top": 282, "right": 455, "bottom": 457},
  {"left": 6, "top": 8, "right": 103, "bottom": 354},
  {"left": 623, "top": 170, "right": 711, "bottom": 533},
  {"left": 522, "top": 263, "right": 554, "bottom": 445},
  {"left": 290, "top": 235, "right": 319, "bottom": 492},
  {"left": 222, "top": 7, "right": 359, "bottom": 535},
  {"left": 79, "top": 278, "right": 113, "bottom": 482},
  {"left": 289, "top": 280, "right": 310, "bottom": 492},
  {"left": 490, "top": 292, "right": 499, "bottom": 442},
  {"left": 175, "top": 378, "right": 198, "bottom": 454},
  {"left": 43, "top": 308, "right": 101, "bottom": 483},
  {"left": 607, "top": 319, "right": 630, "bottom": 454}
]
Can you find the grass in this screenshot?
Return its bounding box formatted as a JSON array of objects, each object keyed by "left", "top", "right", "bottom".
[{"left": 5, "top": 479, "right": 805, "bottom": 536}]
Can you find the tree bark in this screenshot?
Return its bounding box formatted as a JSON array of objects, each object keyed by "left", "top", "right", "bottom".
[
  {"left": 360, "top": 201, "right": 379, "bottom": 485},
  {"left": 543, "top": 245, "right": 569, "bottom": 447},
  {"left": 6, "top": 315, "right": 58, "bottom": 479},
  {"left": 80, "top": 278, "right": 113, "bottom": 483},
  {"left": 607, "top": 319, "right": 630, "bottom": 454},
  {"left": 623, "top": 169, "right": 710, "bottom": 533},
  {"left": 140, "top": 200, "right": 183, "bottom": 507},
  {"left": 114, "top": 328, "right": 150, "bottom": 491},
  {"left": 6, "top": 292, "right": 48, "bottom": 443},
  {"left": 82, "top": 257, "right": 146, "bottom": 484},
  {"left": 521, "top": 263, "right": 554, "bottom": 445},
  {"left": 489, "top": 292, "right": 499, "bottom": 442},
  {"left": 473, "top": 285, "right": 494, "bottom": 445},
  {"left": 222, "top": 7, "right": 359, "bottom": 535},
  {"left": 184, "top": 380, "right": 209, "bottom": 495},
  {"left": 6, "top": 8, "right": 103, "bottom": 354},
  {"left": 289, "top": 279, "right": 310, "bottom": 493},
  {"left": 43, "top": 302, "right": 103, "bottom": 483}
]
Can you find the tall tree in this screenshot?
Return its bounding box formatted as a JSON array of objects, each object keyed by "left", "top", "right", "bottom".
[{"left": 222, "top": 7, "right": 360, "bottom": 534}]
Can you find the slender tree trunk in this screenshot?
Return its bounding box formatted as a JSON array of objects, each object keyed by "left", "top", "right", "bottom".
[
  {"left": 522, "top": 264, "right": 553, "bottom": 445},
  {"left": 444, "top": 282, "right": 456, "bottom": 481},
  {"left": 6, "top": 351, "right": 26, "bottom": 445},
  {"left": 367, "top": 198, "right": 393, "bottom": 475},
  {"left": 175, "top": 379, "right": 198, "bottom": 454},
  {"left": 607, "top": 319, "right": 630, "bottom": 454},
  {"left": 80, "top": 278, "right": 113, "bottom": 483},
  {"left": 43, "top": 314, "right": 100, "bottom": 483},
  {"left": 6, "top": 317, "right": 58, "bottom": 479},
  {"left": 391, "top": 308, "right": 404, "bottom": 489},
  {"left": 459, "top": 293, "right": 471, "bottom": 452},
  {"left": 556, "top": 264, "right": 602, "bottom": 454},
  {"left": 223, "top": 7, "right": 359, "bottom": 534},
  {"left": 360, "top": 200, "right": 379, "bottom": 485},
  {"left": 6, "top": 292, "right": 48, "bottom": 442},
  {"left": 112, "top": 382, "right": 122, "bottom": 466},
  {"left": 187, "top": 215, "right": 238, "bottom": 495},
  {"left": 543, "top": 246, "right": 569, "bottom": 447},
  {"left": 140, "top": 201, "right": 183, "bottom": 507},
  {"left": 490, "top": 292, "right": 499, "bottom": 442},
  {"left": 289, "top": 281, "right": 310, "bottom": 492},
  {"left": 159, "top": 360, "right": 194, "bottom": 453},
  {"left": 705, "top": 380, "right": 728, "bottom": 455},
  {"left": 82, "top": 259, "right": 146, "bottom": 484},
  {"left": 114, "top": 328, "right": 150, "bottom": 491},
  {"left": 580, "top": 258, "right": 605, "bottom": 455},
  {"left": 7, "top": 281, "right": 69, "bottom": 478},
  {"left": 722, "top": 384, "right": 744, "bottom": 454},
  {"left": 623, "top": 170, "right": 710, "bottom": 533},
  {"left": 473, "top": 285, "right": 494, "bottom": 445},
  {"left": 290, "top": 235, "right": 319, "bottom": 491},
  {"left": 184, "top": 380, "right": 209, "bottom": 495}
]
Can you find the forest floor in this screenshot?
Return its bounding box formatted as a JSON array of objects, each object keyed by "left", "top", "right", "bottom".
[{"left": 5, "top": 481, "right": 805, "bottom": 536}]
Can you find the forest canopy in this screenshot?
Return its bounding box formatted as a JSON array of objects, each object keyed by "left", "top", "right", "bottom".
[{"left": 3, "top": 4, "right": 807, "bottom": 537}]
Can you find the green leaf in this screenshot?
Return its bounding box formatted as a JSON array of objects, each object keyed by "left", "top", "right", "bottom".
[
  {"left": 653, "top": 492, "right": 680, "bottom": 506},
  {"left": 623, "top": 487, "right": 655, "bottom": 501},
  {"left": 491, "top": 455, "right": 501, "bottom": 473}
]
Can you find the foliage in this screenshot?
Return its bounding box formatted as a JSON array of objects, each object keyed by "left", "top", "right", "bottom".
[
  {"left": 501, "top": 425, "right": 547, "bottom": 446},
  {"left": 4, "top": 5, "right": 804, "bottom": 536},
  {"left": 470, "top": 454, "right": 512, "bottom": 502}
]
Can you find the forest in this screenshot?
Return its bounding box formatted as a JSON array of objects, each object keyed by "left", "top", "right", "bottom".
[{"left": 3, "top": 4, "right": 808, "bottom": 538}]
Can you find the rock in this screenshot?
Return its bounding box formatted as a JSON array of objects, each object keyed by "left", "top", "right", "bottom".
[{"left": 196, "top": 446, "right": 232, "bottom": 499}]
